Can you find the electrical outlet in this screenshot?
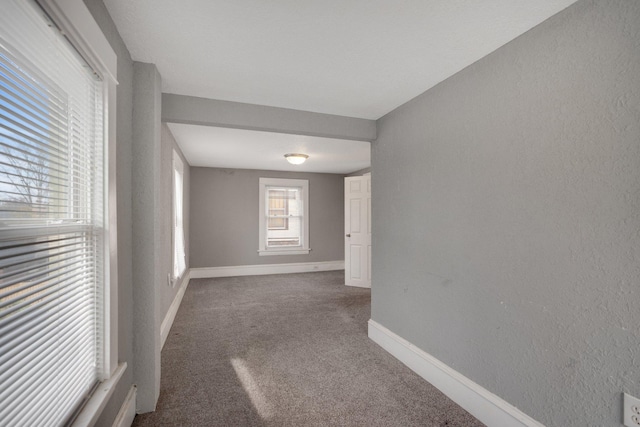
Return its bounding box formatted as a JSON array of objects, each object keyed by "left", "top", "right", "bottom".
[{"left": 624, "top": 393, "right": 640, "bottom": 427}]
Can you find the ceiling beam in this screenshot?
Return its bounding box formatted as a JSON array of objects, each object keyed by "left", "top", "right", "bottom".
[{"left": 162, "top": 93, "right": 376, "bottom": 142}]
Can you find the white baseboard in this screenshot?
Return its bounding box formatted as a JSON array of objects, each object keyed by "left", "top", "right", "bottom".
[
  {"left": 346, "top": 282, "right": 371, "bottom": 289},
  {"left": 368, "top": 320, "right": 545, "bottom": 427},
  {"left": 112, "top": 385, "right": 136, "bottom": 427},
  {"left": 160, "top": 270, "right": 191, "bottom": 349},
  {"left": 190, "top": 260, "right": 345, "bottom": 279}
]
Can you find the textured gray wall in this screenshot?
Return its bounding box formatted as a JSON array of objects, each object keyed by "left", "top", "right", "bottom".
[
  {"left": 131, "top": 62, "right": 163, "bottom": 413},
  {"left": 160, "top": 124, "right": 190, "bottom": 315},
  {"left": 83, "top": 1, "right": 134, "bottom": 426},
  {"left": 83, "top": 4, "right": 192, "bottom": 420},
  {"left": 372, "top": 1, "right": 640, "bottom": 426},
  {"left": 190, "top": 168, "right": 344, "bottom": 267}
]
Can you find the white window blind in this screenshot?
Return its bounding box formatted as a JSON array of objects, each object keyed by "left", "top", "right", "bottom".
[
  {"left": 0, "top": 0, "right": 105, "bottom": 425},
  {"left": 173, "top": 151, "right": 186, "bottom": 279}
]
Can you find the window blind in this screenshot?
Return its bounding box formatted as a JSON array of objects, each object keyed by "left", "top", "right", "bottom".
[{"left": 0, "top": 0, "right": 105, "bottom": 425}]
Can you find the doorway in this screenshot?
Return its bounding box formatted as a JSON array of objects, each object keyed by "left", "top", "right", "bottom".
[{"left": 344, "top": 174, "right": 371, "bottom": 288}]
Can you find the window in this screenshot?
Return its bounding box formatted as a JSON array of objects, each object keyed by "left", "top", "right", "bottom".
[
  {"left": 267, "top": 189, "right": 289, "bottom": 230},
  {"left": 258, "top": 178, "right": 309, "bottom": 256},
  {"left": 172, "top": 151, "right": 186, "bottom": 279},
  {"left": 0, "top": 0, "right": 117, "bottom": 425}
]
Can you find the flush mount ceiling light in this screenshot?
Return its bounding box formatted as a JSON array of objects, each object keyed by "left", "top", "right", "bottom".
[{"left": 284, "top": 153, "right": 309, "bottom": 165}]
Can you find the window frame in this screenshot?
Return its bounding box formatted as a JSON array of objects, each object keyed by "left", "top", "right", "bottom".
[
  {"left": 172, "top": 150, "right": 186, "bottom": 281},
  {"left": 258, "top": 177, "right": 310, "bottom": 256},
  {"left": 32, "top": 0, "right": 123, "bottom": 425}
]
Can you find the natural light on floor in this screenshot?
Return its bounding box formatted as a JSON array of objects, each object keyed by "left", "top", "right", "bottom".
[{"left": 230, "top": 358, "right": 273, "bottom": 420}]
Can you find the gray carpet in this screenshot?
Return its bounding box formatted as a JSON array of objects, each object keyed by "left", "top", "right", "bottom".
[{"left": 133, "top": 271, "right": 484, "bottom": 427}]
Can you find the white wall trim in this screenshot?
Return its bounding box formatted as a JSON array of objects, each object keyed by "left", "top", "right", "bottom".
[
  {"left": 38, "top": 0, "right": 117, "bottom": 82},
  {"left": 112, "top": 385, "right": 136, "bottom": 427},
  {"left": 160, "top": 270, "right": 191, "bottom": 349},
  {"left": 71, "top": 363, "right": 127, "bottom": 427},
  {"left": 258, "top": 248, "right": 311, "bottom": 256},
  {"left": 190, "top": 260, "right": 345, "bottom": 279},
  {"left": 346, "top": 282, "right": 371, "bottom": 289},
  {"left": 368, "top": 320, "right": 545, "bottom": 427}
]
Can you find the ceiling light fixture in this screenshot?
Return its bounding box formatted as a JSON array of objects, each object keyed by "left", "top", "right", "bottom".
[{"left": 284, "top": 153, "right": 309, "bottom": 165}]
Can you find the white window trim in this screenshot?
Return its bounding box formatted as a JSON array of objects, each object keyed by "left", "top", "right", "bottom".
[
  {"left": 258, "top": 177, "right": 310, "bottom": 256},
  {"left": 35, "top": 0, "right": 123, "bottom": 424}
]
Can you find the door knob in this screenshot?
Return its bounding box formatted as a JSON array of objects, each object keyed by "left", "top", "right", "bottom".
[{"left": 346, "top": 234, "right": 351, "bottom": 237}]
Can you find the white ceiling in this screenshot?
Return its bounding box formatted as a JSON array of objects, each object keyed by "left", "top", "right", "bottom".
[
  {"left": 104, "top": 0, "right": 577, "bottom": 172},
  {"left": 104, "top": 0, "right": 577, "bottom": 120},
  {"left": 167, "top": 124, "right": 371, "bottom": 174}
]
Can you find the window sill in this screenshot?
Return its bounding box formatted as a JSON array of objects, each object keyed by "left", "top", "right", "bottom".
[
  {"left": 258, "top": 248, "right": 311, "bottom": 256},
  {"left": 71, "top": 362, "right": 127, "bottom": 427}
]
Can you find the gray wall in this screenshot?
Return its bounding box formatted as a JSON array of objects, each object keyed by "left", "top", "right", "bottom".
[
  {"left": 131, "top": 61, "right": 163, "bottom": 413},
  {"left": 83, "top": 1, "right": 135, "bottom": 425},
  {"left": 160, "top": 124, "right": 190, "bottom": 316},
  {"left": 372, "top": 1, "right": 640, "bottom": 426},
  {"left": 190, "top": 168, "right": 344, "bottom": 267},
  {"left": 86, "top": 3, "right": 193, "bottom": 421},
  {"left": 131, "top": 69, "right": 192, "bottom": 413}
]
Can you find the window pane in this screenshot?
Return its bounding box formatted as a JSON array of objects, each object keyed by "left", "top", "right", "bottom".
[
  {"left": 267, "top": 189, "right": 288, "bottom": 229},
  {"left": 0, "top": 52, "right": 71, "bottom": 225},
  {"left": 266, "top": 187, "right": 301, "bottom": 247}
]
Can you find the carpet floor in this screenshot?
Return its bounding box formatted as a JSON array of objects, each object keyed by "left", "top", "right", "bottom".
[{"left": 132, "top": 271, "right": 485, "bottom": 427}]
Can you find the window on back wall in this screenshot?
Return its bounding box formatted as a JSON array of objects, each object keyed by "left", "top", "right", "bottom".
[
  {"left": 258, "top": 178, "right": 310, "bottom": 256},
  {"left": 0, "top": 0, "right": 115, "bottom": 425}
]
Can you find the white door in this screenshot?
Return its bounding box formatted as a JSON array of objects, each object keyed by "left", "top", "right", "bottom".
[{"left": 345, "top": 175, "right": 371, "bottom": 288}]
